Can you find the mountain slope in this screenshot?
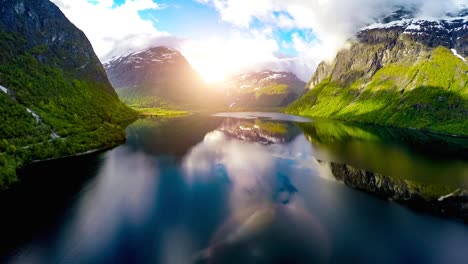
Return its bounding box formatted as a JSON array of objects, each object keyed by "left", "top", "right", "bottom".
[
  {"left": 104, "top": 47, "right": 215, "bottom": 108},
  {"left": 0, "top": 0, "right": 136, "bottom": 189},
  {"left": 226, "top": 71, "right": 306, "bottom": 108},
  {"left": 287, "top": 10, "right": 467, "bottom": 136}
]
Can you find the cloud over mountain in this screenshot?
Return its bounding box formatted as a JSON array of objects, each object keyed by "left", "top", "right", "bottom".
[
  {"left": 51, "top": 0, "right": 181, "bottom": 60},
  {"left": 52, "top": 0, "right": 466, "bottom": 82},
  {"left": 199, "top": 0, "right": 466, "bottom": 79}
]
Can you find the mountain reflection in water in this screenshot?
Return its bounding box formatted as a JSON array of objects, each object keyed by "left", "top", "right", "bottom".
[{"left": 2, "top": 113, "right": 468, "bottom": 264}]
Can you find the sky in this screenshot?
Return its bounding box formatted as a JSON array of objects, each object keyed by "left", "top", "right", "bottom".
[{"left": 51, "top": 0, "right": 467, "bottom": 82}]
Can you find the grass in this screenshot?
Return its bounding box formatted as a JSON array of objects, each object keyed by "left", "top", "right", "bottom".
[
  {"left": 116, "top": 92, "right": 191, "bottom": 117},
  {"left": 255, "top": 120, "right": 288, "bottom": 134},
  {"left": 135, "top": 107, "right": 190, "bottom": 117},
  {"left": 286, "top": 46, "right": 468, "bottom": 136},
  {"left": 254, "top": 84, "right": 289, "bottom": 97}
]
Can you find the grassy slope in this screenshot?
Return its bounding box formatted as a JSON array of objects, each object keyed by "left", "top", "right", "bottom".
[
  {"left": 0, "top": 32, "right": 136, "bottom": 189},
  {"left": 233, "top": 84, "right": 296, "bottom": 108},
  {"left": 286, "top": 47, "right": 468, "bottom": 136},
  {"left": 116, "top": 89, "right": 190, "bottom": 117},
  {"left": 238, "top": 84, "right": 290, "bottom": 97}
]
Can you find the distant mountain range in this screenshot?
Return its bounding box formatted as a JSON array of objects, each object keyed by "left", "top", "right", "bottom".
[
  {"left": 104, "top": 46, "right": 231, "bottom": 109},
  {"left": 104, "top": 46, "right": 305, "bottom": 109},
  {"left": 287, "top": 8, "right": 468, "bottom": 136},
  {"left": 104, "top": 47, "right": 208, "bottom": 107},
  {"left": 225, "top": 71, "right": 306, "bottom": 108}
]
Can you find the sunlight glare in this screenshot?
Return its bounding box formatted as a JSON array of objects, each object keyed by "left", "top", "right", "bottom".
[
  {"left": 181, "top": 35, "right": 280, "bottom": 85},
  {"left": 197, "top": 64, "right": 227, "bottom": 84}
]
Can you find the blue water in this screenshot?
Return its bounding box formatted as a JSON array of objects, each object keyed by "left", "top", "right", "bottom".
[{"left": 1, "top": 113, "right": 467, "bottom": 264}]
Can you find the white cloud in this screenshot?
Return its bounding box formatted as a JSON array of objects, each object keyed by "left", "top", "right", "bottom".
[
  {"left": 52, "top": 0, "right": 467, "bottom": 82},
  {"left": 51, "top": 0, "right": 175, "bottom": 61},
  {"left": 200, "top": 0, "right": 467, "bottom": 80},
  {"left": 180, "top": 30, "right": 281, "bottom": 82}
]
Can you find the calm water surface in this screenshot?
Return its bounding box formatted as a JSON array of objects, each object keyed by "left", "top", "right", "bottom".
[{"left": 1, "top": 113, "right": 468, "bottom": 264}]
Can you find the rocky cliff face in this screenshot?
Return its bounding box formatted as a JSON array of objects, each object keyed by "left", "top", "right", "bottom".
[
  {"left": 226, "top": 71, "right": 306, "bottom": 108},
  {"left": 309, "top": 10, "right": 467, "bottom": 89},
  {"left": 287, "top": 9, "right": 468, "bottom": 136},
  {"left": 325, "top": 161, "right": 468, "bottom": 223},
  {"left": 0, "top": 0, "right": 114, "bottom": 94}
]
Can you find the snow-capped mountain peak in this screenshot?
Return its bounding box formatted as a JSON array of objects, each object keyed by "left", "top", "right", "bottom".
[
  {"left": 103, "top": 46, "right": 181, "bottom": 69},
  {"left": 358, "top": 8, "right": 467, "bottom": 59}
]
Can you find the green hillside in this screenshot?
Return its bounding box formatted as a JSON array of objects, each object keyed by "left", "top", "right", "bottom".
[
  {"left": 287, "top": 47, "right": 468, "bottom": 136},
  {"left": 0, "top": 24, "right": 136, "bottom": 189}
]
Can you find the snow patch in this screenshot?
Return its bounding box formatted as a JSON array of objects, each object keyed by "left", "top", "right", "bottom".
[
  {"left": 105, "top": 47, "right": 180, "bottom": 68},
  {"left": 438, "top": 193, "right": 454, "bottom": 202},
  {"left": 451, "top": 49, "right": 467, "bottom": 63},
  {"left": 264, "top": 73, "right": 286, "bottom": 81},
  {"left": 361, "top": 15, "right": 468, "bottom": 32},
  {"left": 437, "top": 189, "right": 468, "bottom": 202}
]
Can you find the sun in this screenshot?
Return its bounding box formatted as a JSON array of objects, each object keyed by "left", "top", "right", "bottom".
[
  {"left": 197, "top": 66, "right": 227, "bottom": 84},
  {"left": 181, "top": 39, "right": 233, "bottom": 84}
]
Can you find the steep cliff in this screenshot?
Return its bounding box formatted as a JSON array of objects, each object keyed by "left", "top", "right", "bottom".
[
  {"left": 287, "top": 10, "right": 467, "bottom": 136},
  {"left": 0, "top": 0, "right": 136, "bottom": 189}
]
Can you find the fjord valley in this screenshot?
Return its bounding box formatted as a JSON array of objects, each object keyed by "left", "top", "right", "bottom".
[
  {"left": 104, "top": 46, "right": 215, "bottom": 111},
  {"left": 104, "top": 46, "right": 306, "bottom": 112},
  {"left": 0, "top": 1, "right": 467, "bottom": 264}
]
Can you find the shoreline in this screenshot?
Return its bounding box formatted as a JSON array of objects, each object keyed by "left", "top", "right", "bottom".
[
  {"left": 290, "top": 113, "right": 468, "bottom": 139},
  {"left": 28, "top": 143, "right": 120, "bottom": 165},
  {"left": 326, "top": 160, "right": 468, "bottom": 224}
]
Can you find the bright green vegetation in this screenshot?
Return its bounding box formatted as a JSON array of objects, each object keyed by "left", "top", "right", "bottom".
[
  {"left": 233, "top": 119, "right": 289, "bottom": 135},
  {"left": 298, "top": 118, "right": 379, "bottom": 144},
  {"left": 0, "top": 32, "right": 136, "bottom": 190},
  {"left": 252, "top": 84, "right": 289, "bottom": 97},
  {"left": 287, "top": 47, "right": 468, "bottom": 136},
  {"left": 298, "top": 119, "right": 468, "bottom": 192},
  {"left": 117, "top": 89, "right": 175, "bottom": 109},
  {"left": 116, "top": 89, "right": 190, "bottom": 117},
  {"left": 404, "top": 180, "right": 456, "bottom": 201},
  {"left": 136, "top": 108, "right": 189, "bottom": 117},
  {"left": 255, "top": 120, "right": 288, "bottom": 134}
]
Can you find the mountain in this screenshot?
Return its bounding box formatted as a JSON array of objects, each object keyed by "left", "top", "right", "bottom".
[
  {"left": 104, "top": 46, "right": 215, "bottom": 108},
  {"left": 217, "top": 118, "right": 301, "bottom": 144},
  {"left": 105, "top": 47, "right": 305, "bottom": 109},
  {"left": 0, "top": 0, "right": 135, "bottom": 189},
  {"left": 287, "top": 9, "right": 468, "bottom": 136},
  {"left": 225, "top": 71, "right": 305, "bottom": 108}
]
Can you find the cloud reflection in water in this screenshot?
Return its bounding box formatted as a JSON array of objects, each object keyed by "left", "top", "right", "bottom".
[{"left": 182, "top": 125, "right": 331, "bottom": 263}]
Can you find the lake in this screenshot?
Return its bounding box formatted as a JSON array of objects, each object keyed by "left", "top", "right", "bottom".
[{"left": 1, "top": 112, "right": 467, "bottom": 264}]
